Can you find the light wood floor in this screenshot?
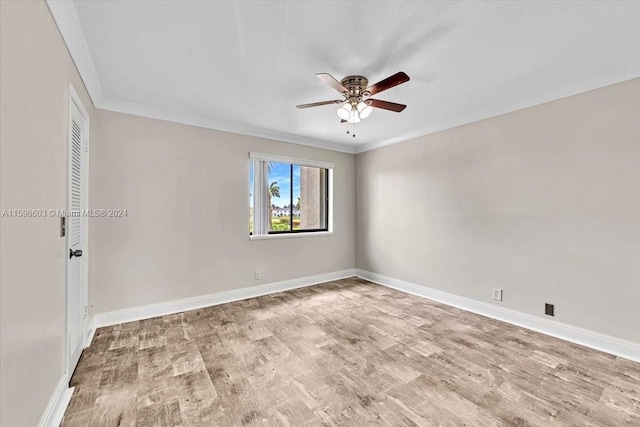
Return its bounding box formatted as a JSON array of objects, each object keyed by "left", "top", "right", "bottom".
[{"left": 62, "top": 277, "right": 640, "bottom": 426}]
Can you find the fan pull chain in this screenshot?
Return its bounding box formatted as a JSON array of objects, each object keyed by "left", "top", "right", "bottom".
[{"left": 345, "top": 106, "right": 356, "bottom": 138}]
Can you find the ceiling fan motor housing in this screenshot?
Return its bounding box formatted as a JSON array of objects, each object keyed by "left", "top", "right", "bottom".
[
  {"left": 341, "top": 75, "right": 370, "bottom": 105},
  {"left": 295, "top": 71, "right": 407, "bottom": 111}
]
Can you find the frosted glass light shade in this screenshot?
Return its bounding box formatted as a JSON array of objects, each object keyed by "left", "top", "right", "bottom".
[
  {"left": 357, "top": 101, "right": 373, "bottom": 119},
  {"left": 337, "top": 104, "right": 351, "bottom": 120}
]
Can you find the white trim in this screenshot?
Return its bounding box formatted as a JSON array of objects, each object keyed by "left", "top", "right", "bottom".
[
  {"left": 44, "top": 0, "right": 351, "bottom": 154},
  {"left": 327, "top": 169, "right": 334, "bottom": 232},
  {"left": 69, "top": 85, "right": 89, "bottom": 120},
  {"left": 93, "top": 269, "right": 356, "bottom": 328},
  {"left": 45, "top": 0, "right": 639, "bottom": 156},
  {"left": 99, "top": 98, "right": 356, "bottom": 154},
  {"left": 46, "top": 3, "right": 355, "bottom": 154},
  {"left": 38, "top": 375, "right": 74, "bottom": 427},
  {"left": 252, "top": 159, "right": 269, "bottom": 236},
  {"left": 46, "top": 1, "right": 103, "bottom": 106},
  {"left": 249, "top": 231, "right": 333, "bottom": 240},
  {"left": 355, "top": 269, "right": 640, "bottom": 363},
  {"left": 249, "top": 152, "right": 335, "bottom": 170},
  {"left": 85, "top": 318, "right": 97, "bottom": 348},
  {"left": 354, "top": 65, "right": 640, "bottom": 154},
  {"left": 41, "top": 268, "right": 639, "bottom": 426}
]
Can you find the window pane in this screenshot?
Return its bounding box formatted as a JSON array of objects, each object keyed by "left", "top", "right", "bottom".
[
  {"left": 268, "top": 162, "right": 291, "bottom": 232},
  {"left": 249, "top": 157, "right": 329, "bottom": 236},
  {"left": 297, "top": 166, "right": 327, "bottom": 230}
]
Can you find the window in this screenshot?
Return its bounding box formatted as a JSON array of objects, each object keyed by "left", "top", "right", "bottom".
[{"left": 249, "top": 153, "right": 333, "bottom": 238}]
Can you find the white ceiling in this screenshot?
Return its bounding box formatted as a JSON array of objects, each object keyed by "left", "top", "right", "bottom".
[{"left": 54, "top": 1, "right": 640, "bottom": 153}]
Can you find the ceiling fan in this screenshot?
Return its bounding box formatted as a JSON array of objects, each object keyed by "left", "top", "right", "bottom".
[{"left": 296, "top": 72, "right": 410, "bottom": 124}]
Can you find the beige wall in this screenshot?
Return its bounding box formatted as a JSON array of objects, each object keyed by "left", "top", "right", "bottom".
[
  {"left": 356, "top": 78, "right": 640, "bottom": 343},
  {"left": 0, "top": 1, "right": 94, "bottom": 425},
  {"left": 91, "top": 110, "right": 355, "bottom": 314}
]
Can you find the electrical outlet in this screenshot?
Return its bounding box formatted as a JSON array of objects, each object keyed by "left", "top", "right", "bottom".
[
  {"left": 254, "top": 271, "right": 260, "bottom": 280},
  {"left": 492, "top": 288, "right": 503, "bottom": 301},
  {"left": 545, "top": 303, "right": 554, "bottom": 316}
]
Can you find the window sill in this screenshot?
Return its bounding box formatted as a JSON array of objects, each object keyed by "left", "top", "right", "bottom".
[{"left": 249, "top": 231, "right": 333, "bottom": 241}]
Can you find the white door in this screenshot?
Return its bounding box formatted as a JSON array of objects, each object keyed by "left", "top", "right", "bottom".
[{"left": 67, "top": 86, "right": 89, "bottom": 377}]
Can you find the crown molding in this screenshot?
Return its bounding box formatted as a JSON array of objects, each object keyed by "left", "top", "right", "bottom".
[
  {"left": 46, "top": 0, "right": 103, "bottom": 106},
  {"left": 45, "top": 0, "right": 355, "bottom": 154},
  {"left": 98, "top": 98, "right": 356, "bottom": 154},
  {"left": 46, "top": 1, "right": 639, "bottom": 156},
  {"left": 355, "top": 63, "right": 640, "bottom": 154}
]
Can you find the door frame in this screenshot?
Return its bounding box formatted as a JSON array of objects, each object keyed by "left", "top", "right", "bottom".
[{"left": 66, "top": 83, "right": 90, "bottom": 379}]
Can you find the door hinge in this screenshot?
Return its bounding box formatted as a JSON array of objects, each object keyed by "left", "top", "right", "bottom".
[{"left": 84, "top": 306, "right": 89, "bottom": 318}]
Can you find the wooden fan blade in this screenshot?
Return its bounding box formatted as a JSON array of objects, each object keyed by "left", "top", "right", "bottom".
[
  {"left": 296, "top": 99, "right": 344, "bottom": 109},
  {"left": 367, "top": 99, "right": 407, "bottom": 112},
  {"left": 316, "top": 73, "right": 348, "bottom": 94},
  {"left": 366, "top": 72, "right": 410, "bottom": 96}
]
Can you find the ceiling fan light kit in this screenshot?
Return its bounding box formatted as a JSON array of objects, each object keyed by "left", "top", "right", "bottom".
[
  {"left": 337, "top": 102, "right": 370, "bottom": 123},
  {"left": 296, "top": 71, "right": 410, "bottom": 136}
]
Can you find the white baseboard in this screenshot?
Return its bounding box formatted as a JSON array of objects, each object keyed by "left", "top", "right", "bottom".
[
  {"left": 92, "top": 269, "right": 357, "bottom": 329},
  {"left": 56, "top": 267, "right": 638, "bottom": 427},
  {"left": 38, "top": 375, "right": 74, "bottom": 427},
  {"left": 355, "top": 269, "right": 640, "bottom": 363},
  {"left": 85, "top": 319, "right": 97, "bottom": 347},
  {"left": 88, "top": 268, "right": 639, "bottom": 363}
]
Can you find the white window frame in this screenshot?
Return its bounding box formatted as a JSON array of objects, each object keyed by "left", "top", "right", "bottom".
[{"left": 249, "top": 152, "right": 334, "bottom": 240}]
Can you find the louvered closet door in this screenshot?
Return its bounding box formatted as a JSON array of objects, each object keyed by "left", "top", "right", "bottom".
[{"left": 67, "top": 100, "right": 87, "bottom": 377}]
